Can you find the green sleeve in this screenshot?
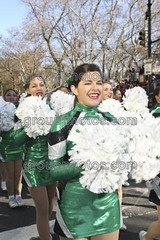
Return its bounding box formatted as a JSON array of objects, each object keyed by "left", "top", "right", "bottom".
[
  {"left": 50, "top": 157, "right": 82, "bottom": 182},
  {"left": 48, "top": 111, "right": 82, "bottom": 182}
]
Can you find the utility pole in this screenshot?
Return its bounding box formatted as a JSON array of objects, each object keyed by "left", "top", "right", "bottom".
[
  {"left": 147, "top": 0, "right": 152, "bottom": 58},
  {"left": 147, "top": 0, "right": 152, "bottom": 93}
]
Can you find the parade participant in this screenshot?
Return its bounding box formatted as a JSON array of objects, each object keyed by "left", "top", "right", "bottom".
[
  {"left": 0, "top": 160, "right": 7, "bottom": 191},
  {"left": 48, "top": 63, "right": 121, "bottom": 240},
  {"left": 13, "top": 74, "right": 56, "bottom": 240},
  {"left": 98, "top": 85, "right": 160, "bottom": 240},
  {"left": 0, "top": 89, "right": 24, "bottom": 208},
  {"left": 139, "top": 86, "right": 160, "bottom": 240},
  {"left": 101, "top": 80, "right": 113, "bottom": 100}
]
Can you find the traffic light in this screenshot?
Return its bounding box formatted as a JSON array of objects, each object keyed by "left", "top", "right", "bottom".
[{"left": 139, "top": 29, "right": 145, "bottom": 47}]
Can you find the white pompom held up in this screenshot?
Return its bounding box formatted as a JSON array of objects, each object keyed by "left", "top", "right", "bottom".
[{"left": 15, "top": 96, "right": 55, "bottom": 138}]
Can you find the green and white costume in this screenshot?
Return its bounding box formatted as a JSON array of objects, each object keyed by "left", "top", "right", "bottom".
[
  {"left": 149, "top": 102, "right": 160, "bottom": 118},
  {"left": 0, "top": 98, "right": 24, "bottom": 162},
  {"left": 12, "top": 96, "right": 56, "bottom": 187},
  {"left": 13, "top": 129, "right": 55, "bottom": 187},
  {"left": 48, "top": 102, "right": 120, "bottom": 239},
  {"left": 0, "top": 128, "right": 24, "bottom": 162}
]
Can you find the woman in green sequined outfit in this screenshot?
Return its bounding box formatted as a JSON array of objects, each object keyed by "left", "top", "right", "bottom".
[
  {"left": 48, "top": 64, "right": 121, "bottom": 240},
  {"left": 0, "top": 89, "right": 24, "bottom": 208},
  {"left": 14, "top": 74, "right": 57, "bottom": 240}
]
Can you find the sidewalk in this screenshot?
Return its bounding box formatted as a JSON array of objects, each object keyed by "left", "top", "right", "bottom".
[{"left": 0, "top": 220, "right": 55, "bottom": 240}]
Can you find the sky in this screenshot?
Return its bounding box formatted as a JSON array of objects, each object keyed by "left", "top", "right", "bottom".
[{"left": 0, "top": 0, "right": 28, "bottom": 37}]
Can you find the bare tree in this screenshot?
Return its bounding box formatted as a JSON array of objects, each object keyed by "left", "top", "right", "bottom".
[
  {"left": 0, "top": 27, "right": 46, "bottom": 91},
  {"left": 0, "top": 0, "right": 159, "bottom": 89},
  {"left": 22, "top": 0, "right": 68, "bottom": 84}
]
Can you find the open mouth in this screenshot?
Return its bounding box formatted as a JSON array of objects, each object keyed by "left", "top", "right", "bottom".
[
  {"left": 36, "top": 92, "right": 43, "bottom": 96},
  {"left": 88, "top": 93, "right": 100, "bottom": 100}
]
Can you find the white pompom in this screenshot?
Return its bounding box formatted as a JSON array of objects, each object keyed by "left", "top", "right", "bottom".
[
  {"left": 122, "top": 86, "right": 149, "bottom": 113},
  {"left": 50, "top": 90, "right": 74, "bottom": 116},
  {"left": 128, "top": 114, "right": 160, "bottom": 182},
  {"left": 15, "top": 96, "right": 55, "bottom": 138},
  {"left": 0, "top": 97, "right": 16, "bottom": 131},
  {"left": 98, "top": 99, "right": 125, "bottom": 119},
  {"left": 68, "top": 122, "right": 130, "bottom": 193}
]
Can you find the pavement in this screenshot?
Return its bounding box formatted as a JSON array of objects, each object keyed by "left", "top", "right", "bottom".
[{"left": 0, "top": 180, "right": 159, "bottom": 240}]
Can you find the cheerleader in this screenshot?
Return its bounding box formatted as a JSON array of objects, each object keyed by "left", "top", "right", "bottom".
[
  {"left": 0, "top": 89, "right": 24, "bottom": 208},
  {"left": 48, "top": 64, "right": 121, "bottom": 240},
  {"left": 139, "top": 86, "right": 160, "bottom": 240},
  {"left": 13, "top": 74, "right": 57, "bottom": 240}
]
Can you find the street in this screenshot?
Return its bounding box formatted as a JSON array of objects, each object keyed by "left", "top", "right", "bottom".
[{"left": 0, "top": 180, "right": 158, "bottom": 240}]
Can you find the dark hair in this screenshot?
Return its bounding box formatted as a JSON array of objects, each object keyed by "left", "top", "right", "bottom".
[
  {"left": 24, "top": 73, "right": 45, "bottom": 90},
  {"left": 153, "top": 87, "right": 160, "bottom": 105},
  {"left": 56, "top": 85, "right": 70, "bottom": 92},
  {"left": 71, "top": 63, "right": 102, "bottom": 87},
  {"left": 4, "top": 89, "right": 18, "bottom": 98},
  {"left": 113, "top": 88, "right": 121, "bottom": 95}
]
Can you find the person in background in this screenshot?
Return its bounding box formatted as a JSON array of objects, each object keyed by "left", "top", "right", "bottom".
[
  {"left": 148, "top": 92, "right": 154, "bottom": 109},
  {"left": 131, "top": 68, "right": 137, "bottom": 85},
  {"left": 0, "top": 89, "right": 24, "bottom": 208},
  {"left": 0, "top": 160, "right": 7, "bottom": 191},
  {"left": 113, "top": 88, "right": 122, "bottom": 102},
  {"left": 115, "top": 70, "right": 120, "bottom": 84},
  {"left": 119, "top": 80, "right": 127, "bottom": 96},
  {"left": 57, "top": 86, "right": 71, "bottom": 95},
  {"left": 101, "top": 80, "right": 113, "bottom": 100},
  {"left": 152, "top": 74, "right": 157, "bottom": 90}
]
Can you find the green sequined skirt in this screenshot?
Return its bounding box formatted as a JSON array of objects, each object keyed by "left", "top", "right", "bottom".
[
  {"left": 0, "top": 129, "right": 24, "bottom": 162},
  {"left": 23, "top": 135, "right": 56, "bottom": 187},
  {"left": 56, "top": 178, "right": 120, "bottom": 238}
]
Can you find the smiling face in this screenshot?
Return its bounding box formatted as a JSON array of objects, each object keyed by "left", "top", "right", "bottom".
[
  {"left": 27, "top": 77, "right": 46, "bottom": 97},
  {"left": 4, "top": 90, "right": 18, "bottom": 104},
  {"left": 101, "top": 82, "right": 113, "bottom": 100},
  {"left": 71, "top": 71, "right": 103, "bottom": 107}
]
